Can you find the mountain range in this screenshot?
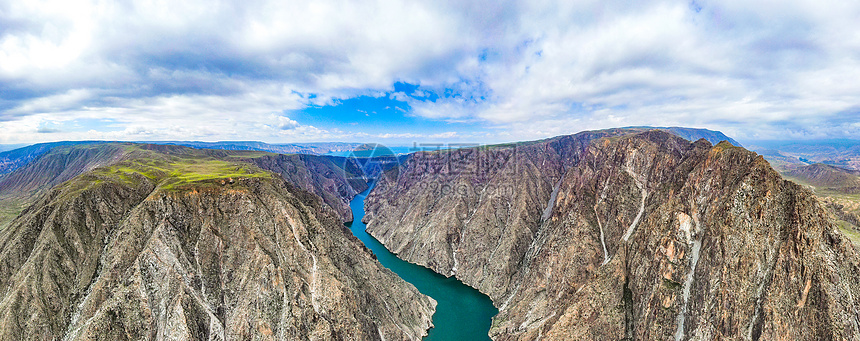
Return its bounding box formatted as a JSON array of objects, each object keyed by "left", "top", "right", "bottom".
[
  {"left": 0, "top": 127, "right": 857, "bottom": 340},
  {"left": 0, "top": 141, "right": 366, "bottom": 177},
  {"left": 364, "top": 129, "right": 860, "bottom": 339}
]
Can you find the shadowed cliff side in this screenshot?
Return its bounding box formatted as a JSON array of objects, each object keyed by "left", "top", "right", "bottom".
[{"left": 364, "top": 129, "right": 860, "bottom": 340}]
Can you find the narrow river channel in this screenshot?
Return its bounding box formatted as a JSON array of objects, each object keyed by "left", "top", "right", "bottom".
[{"left": 345, "top": 183, "right": 498, "bottom": 340}]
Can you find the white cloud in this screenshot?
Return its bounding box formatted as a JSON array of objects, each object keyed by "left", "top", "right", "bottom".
[
  {"left": 405, "top": 0, "right": 860, "bottom": 140},
  {"left": 274, "top": 116, "right": 300, "bottom": 130},
  {"left": 2, "top": 0, "right": 860, "bottom": 143}
]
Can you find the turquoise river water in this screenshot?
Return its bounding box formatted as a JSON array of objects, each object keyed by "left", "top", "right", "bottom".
[{"left": 345, "top": 183, "right": 498, "bottom": 340}]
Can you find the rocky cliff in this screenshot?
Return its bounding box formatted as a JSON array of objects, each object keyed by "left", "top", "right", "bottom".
[
  {"left": 0, "top": 146, "right": 434, "bottom": 340},
  {"left": 364, "top": 129, "right": 860, "bottom": 340}
]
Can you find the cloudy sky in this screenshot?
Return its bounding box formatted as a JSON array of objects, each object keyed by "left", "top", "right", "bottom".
[{"left": 1, "top": 0, "right": 859, "bottom": 145}]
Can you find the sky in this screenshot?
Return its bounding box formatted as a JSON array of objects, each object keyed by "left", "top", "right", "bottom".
[{"left": 1, "top": 0, "right": 859, "bottom": 146}]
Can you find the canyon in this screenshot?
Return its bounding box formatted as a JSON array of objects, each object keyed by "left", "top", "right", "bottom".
[
  {"left": 364, "top": 128, "right": 860, "bottom": 340},
  {"left": 1, "top": 128, "right": 859, "bottom": 340}
]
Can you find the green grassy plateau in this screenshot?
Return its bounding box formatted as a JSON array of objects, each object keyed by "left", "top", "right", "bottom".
[{"left": 90, "top": 145, "right": 274, "bottom": 190}]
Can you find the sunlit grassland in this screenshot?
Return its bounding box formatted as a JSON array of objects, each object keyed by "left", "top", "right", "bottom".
[
  {"left": 91, "top": 145, "right": 273, "bottom": 190},
  {"left": 837, "top": 220, "right": 860, "bottom": 246},
  {"left": 1, "top": 143, "right": 284, "bottom": 228}
]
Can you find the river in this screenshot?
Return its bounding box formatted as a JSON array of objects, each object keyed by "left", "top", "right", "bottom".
[{"left": 345, "top": 183, "right": 498, "bottom": 340}]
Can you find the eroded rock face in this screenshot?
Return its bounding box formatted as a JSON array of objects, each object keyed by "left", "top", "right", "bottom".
[
  {"left": 0, "top": 174, "right": 434, "bottom": 340},
  {"left": 364, "top": 129, "right": 860, "bottom": 340},
  {"left": 364, "top": 131, "right": 612, "bottom": 298}
]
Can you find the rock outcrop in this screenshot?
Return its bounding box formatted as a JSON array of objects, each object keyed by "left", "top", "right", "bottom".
[
  {"left": 364, "top": 129, "right": 860, "bottom": 340},
  {"left": 0, "top": 148, "right": 435, "bottom": 340}
]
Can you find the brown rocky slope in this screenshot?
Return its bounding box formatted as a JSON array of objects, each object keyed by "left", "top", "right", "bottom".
[
  {"left": 364, "top": 129, "right": 860, "bottom": 340},
  {"left": 0, "top": 148, "right": 434, "bottom": 340}
]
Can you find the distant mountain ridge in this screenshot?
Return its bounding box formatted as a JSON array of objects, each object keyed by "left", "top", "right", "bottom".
[
  {"left": 153, "top": 141, "right": 364, "bottom": 155},
  {"left": 0, "top": 145, "right": 27, "bottom": 153},
  {"left": 0, "top": 128, "right": 738, "bottom": 178},
  {"left": 0, "top": 141, "right": 365, "bottom": 177},
  {"left": 786, "top": 163, "right": 860, "bottom": 193},
  {"left": 751, "top": 139, "right": 860, "bottom": 171},
  {"left": 0, "top": 141, "right": 105, "bottom": 177}
]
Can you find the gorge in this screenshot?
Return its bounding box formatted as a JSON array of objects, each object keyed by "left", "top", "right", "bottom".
[
  {"left": 364, "top": 128, "right": 860, "bottom": 340},
  {"left": 347, "top": 183, "right": 497, "bottom": 340},
  {"left": 0, "top": 127, "right": 858, "bottom": 340}
]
